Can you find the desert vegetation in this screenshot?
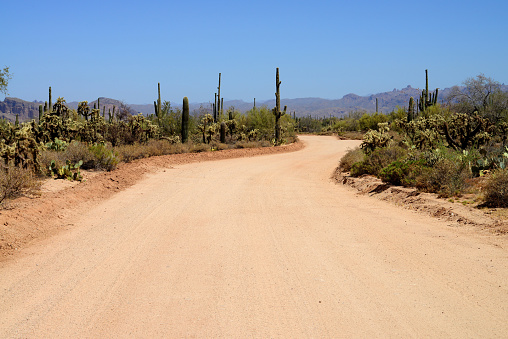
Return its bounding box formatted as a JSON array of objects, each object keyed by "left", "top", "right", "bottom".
[
  {"left": 0, "top": 69, "right": 296, "bottom": 204},
  {"left": 338, "top": 71, "right": 508, "bottom": 207}
]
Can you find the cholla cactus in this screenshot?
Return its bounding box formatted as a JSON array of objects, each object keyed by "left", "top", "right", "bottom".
[
  {"left": 198, "top": 114, "right": 215, "bottom": 143},
  {"left": 441, "top": 112, "right": 492, "bottom": 150},
  {"left": 226, "top": 119, "right": 237, "bottom": 138},
  {"left": 52, "top": 97, "right": 69, "bottom": 118},
  {"left": 248, "top": 129, "right": 259, "bottom": 141},
  {"left": 0, "top": 124, "right": 40, "bottom": 171},
  {"left": 78, "top": 101, "right": 91, "bottom": 121},
  {"left": 361, "top": 122, "right": 392, "bottom": 154},
  {"left": 396, "top": 115, "right": 443, "bottom": 150}
]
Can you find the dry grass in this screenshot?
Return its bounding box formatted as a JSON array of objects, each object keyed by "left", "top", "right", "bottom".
[
  {"left": 339, "top": 147, "right": 365, "bottom": 172},
  {"left": 0, "top": 166, "right": 41, "bottom": 205},
  {"left": 235, "top": 140, "right": 271, "bottom": 148},
  {"left": 482, "top": 169, "right": 508, "bottom": 207},
  {"left": 337, "top": 131, "right": 364, "bottom": 140}
]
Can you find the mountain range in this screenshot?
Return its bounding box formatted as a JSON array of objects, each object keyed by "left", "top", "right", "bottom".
[{"left": 2, "top": 84, "right": 507, "bottom": 123}]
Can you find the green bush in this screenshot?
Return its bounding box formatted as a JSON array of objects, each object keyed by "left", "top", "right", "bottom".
[
  {"left": 483, "top": 169, "right": 508, "bottom": 207},
  {"left": 379, "top": 161, "right": 408, "bottom": 186},
  {"left": 416, "top": 157, "right": 471, "bottom": 197},
  {"left": 89, "top": 143, "right": 120, "bottom": 171},
  {"left": 350, "top": 145, "right": 407, "bottom": 177},
  {"left": 379, "top": 159, "right": 426, "bottom": 186},
  {"left": 339, "top": 147, "right": 365, "bottom": 172},
  {"left": 367, "top": 146, "right": 407, "bottom": 175},
  {"left": 350, "top": 160, "right": 371, "bottom": 177}
]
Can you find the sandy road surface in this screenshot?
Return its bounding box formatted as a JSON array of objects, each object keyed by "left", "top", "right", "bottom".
[{"left": 1, "top": 135, "right": 507, "bottom": 338}]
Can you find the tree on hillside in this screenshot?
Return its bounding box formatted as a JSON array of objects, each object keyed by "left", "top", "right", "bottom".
[
  {"left": 0, "top": 66, "right": 12, "bottom": 95},
  {"left": 447, "top": 74, "right": 508, "bottom": 122},
  {"left": 117, "top": 101, "right": 134, "bottom": 121}
]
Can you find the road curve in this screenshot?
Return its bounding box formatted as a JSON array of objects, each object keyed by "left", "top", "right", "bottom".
[{"left": 1, "top": 135, "right": 507, "bottom": 338}]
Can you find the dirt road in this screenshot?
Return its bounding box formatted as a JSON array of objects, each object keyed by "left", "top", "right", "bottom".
[{"left": 1, "top": 135, "right": 507, "bottom": 338}]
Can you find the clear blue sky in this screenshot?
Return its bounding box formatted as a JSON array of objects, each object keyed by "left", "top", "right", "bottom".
[{"left": 3, "top": 0, "right": 508, "bottom": 105}]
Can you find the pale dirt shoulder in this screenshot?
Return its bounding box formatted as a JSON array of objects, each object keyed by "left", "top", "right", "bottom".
[{"left": 333, "top": 169, "right": 508, "bottom": 235}]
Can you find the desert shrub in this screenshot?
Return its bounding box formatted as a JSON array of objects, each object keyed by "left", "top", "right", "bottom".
[
  {"left": 350, "top": 160, "right": 371, "bottom": 177},
  {"left": 89, "top": 143, "right": 120, "bottom": 171},
  {"left": 379, "top": 161, "right": 407, "bottom": 185},
  {"left": 367, "top": 145, "right": 407, "bottom": 175},
  {"left": 339, "top": 147, "right": 365, "bottom": 172},
  {"left": 211, "top": 143, "right": 231, "bottom": 151},
  {"left": 0, "top": 166, "right": 40, "bottom": 204},
  {"left": 337, "top": 131, "right": 364, "bottom": 140},
  {"left": 350, "top": 145, "right": 407, "bottom": 177},
  {"left": 416, "top": 156, "right": 471, "bottom": 197},
  {"left": 482, "top": 169, "right": 508, "bottom": 207},
  {"left": 189, "top": 143, "right": 210, "bottom": 153},
  {"left": 235, "top": 140, "right": 270, "bottom": 149},
  {"left": 359, "top": 112, "right": 388, "bottom": 131},
  {"left": 40, "top": 149, "right": 66, "bottom": 172},
  {"left": 117, "top": 139, "right": 190, "bottom": 162},
  {"left": 64, "top": 141, "right": 95, "bottom": 169},
  {"left": 40, "top": 141, "right": 97, "bottom": 173},
  {"left": 116, "top": 143, "right": 150, "bottom": 163},
  {"left": 379, "top": 159, "right": 426, "bottom": 186}
]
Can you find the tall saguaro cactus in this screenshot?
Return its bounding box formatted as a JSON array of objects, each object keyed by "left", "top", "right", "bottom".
[
  {"left": 39, "top": 104, "right": 43, "bottom": 121},
  {"left": 217, "top": 73, "right": 221, "bottom": 121},
  {"left": 49, "top": 86, "right": 52, "bottom": 113},
  {"left": 272, "top": 67, "right": 287, "bottom": 144},
  {"left": 418, "top": 69, "right": 439, "bottom": 112},
  {"left": 407, "top": 97, "right": 415, "bottom": 122},
  {"left": 181, "top": 96, "right": 189, "bottom": 143},
  {"left": 214, "top": 93, "right": 217, "bottom": 122},
  {"left": 154, "top": 82, "right": 162, "bottom": 122}
]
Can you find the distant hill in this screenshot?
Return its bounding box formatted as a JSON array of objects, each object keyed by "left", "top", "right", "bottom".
[
  {"left": 0, "top": 97, "right": 42, "bottom": 121},
  {"left": 2, "top": 84, "right": 507, "bottom": 122}
]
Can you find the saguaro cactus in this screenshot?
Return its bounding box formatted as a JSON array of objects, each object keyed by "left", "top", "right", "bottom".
[
  {"left": 214, "top": 93, "right": 217, "bottom": 122},
  {"left": 49, "top": 86, "right": 52, "bottom": 113},
  {"left": 217, "top": 73, "right": 221, "bottom": 121},
  {"left": 39, "top": 104, "right": 43, "bottom": 121},
  {"left": 272, "top": 67, "right": 287, "bottom": 144},
  {"left": 220, "top": 121, "right": 226, "bottom": 143},
  {"left": 407, "top": 97, "right": 415, "bottom": 122},
  {"left": 181, "top": 96, "right": 189, "bottom": 143},
  {"left": 418, "top": 69, "right": 439, "bottom": 112},
  {"left": 155, "top": 82, "right": 161, "bottom": 121}
]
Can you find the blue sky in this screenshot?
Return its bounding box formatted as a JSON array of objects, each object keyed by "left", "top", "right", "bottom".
[{"left": 3, "top": 0, "right": 508, "bottom": 105}]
